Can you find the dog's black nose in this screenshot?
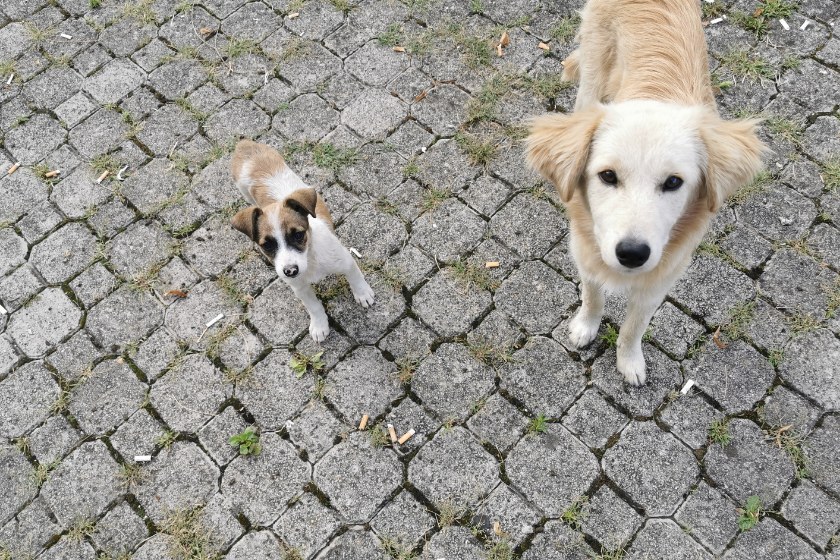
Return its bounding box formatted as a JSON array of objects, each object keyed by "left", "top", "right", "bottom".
[
  {"left": 616, "top": 240, "right": 650, "bottom": 268},
  {"left": 283, "top": 265, "right": 299, "bottom": 277}
]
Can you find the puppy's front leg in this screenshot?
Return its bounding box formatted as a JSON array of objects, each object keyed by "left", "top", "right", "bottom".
[
  {"left": 568, "top": 278, "right": 605, "bottom": 348},
  {"left": 293, "top": 283, "right": 330, "bottom": 342},
  {"left": 616, "top": 290, "right": 664, "bottom": 386},
  {"left": 344, "top": 256, "right": 374, "bottom": 308}
]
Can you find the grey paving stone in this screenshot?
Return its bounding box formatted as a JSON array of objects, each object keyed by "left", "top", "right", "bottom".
[
  {"left": 0, "top": 264, "right": 42, "bottom": 313},
  {"left": 342, "top": 87, "right": 407, "bottom": 140},
  {"left": 148, "top": 58, "right": 208, "bottom": 100},
  {"left": 336, "top": 202, "right": 407, "bottom": 262},
  {"left": 90, "top": 501, "right": 149, "bottom": 557},
  {"left": 30, "top": 222, "right": 98, "bottom": 285},
  {"left": 0, "top": 496, "right": 60, "bottom": 559},
  {"left": 235, "top": 350, "right": 312, "bottom": 430},
  {"left": 205, "top": 98, "right": 271, "bottom": 143},
  {"left": 249, "top": 280, "right": 309, "bottom": 346},
  {"left": 472, "top": 482, "right": 540, "bottom": 546},
  {"left": 625, "top": 518, "right": 713, "bottom": 560},
  {"left": 50, "top": 167, "right": 110, "bottom": 220},
  {"left": 69, "top": 359, "right": 146, "bottom": 435},
  {"left": 721, "top": 224, "right": 774, "bottom": 270},
  {"left": 0, "top": 336, "right": 20, "bottom": 378},
  {"left": 293, "top": 329, "right": 353, "bottom": 372},
  {"left": 345, "top": 40, "right": 409, "bottom": 89},
  {"left": 132, "top": 327, "right": 180, "bottom": 381},
  {"left": 17, "top": 201, "right": 63, "bottom": 244},
  {"left": 196, "top": 406, "right": 246, "bottom": 467},
  {"left": 108, "top": 408, "right": 163, "bottom": 461},
  {"left": 339, "top": 144, "right": 405, "bottom": 198},
  {"left": 326, "top": 346, "right": 401, "bottom": 423},
  {"left": 135, "top": 104, "right": 199, "bottom": 156},
  {"left": 3, "top": 114, "right": 65, "bottom": 166},
  {"left": 40, "top": 440, "right": 121, "bottom": 528},
  {"left": 46, "top": 330, "right": 100, "bottom": 383},
  {"left": 0, "top": 168, "right": 49, "bottom": 223},
  {"left": 273, "top": 492, "right": 342, "bottom": 559},
  {"left": 499, "top": 336, "right": 585, "bottom": 419},
  {"left": 743, "top": 297, "right": 791, "bottom": 352},
  {"left": 135, "top": 441, "right": 219, "bottom": 524},
  {"left": 273, "top": 41, "right": 341, "bottom": 94},
  {"left": 384, "top": 397, "right": 438, "bottom": 455},
  {"left": 660, "top": 392, "right": 724, "bottom": 450},
  {"left": 805, "top": 415, "right": 840, "bottom": 496},
  {"left": 0, "top": 22, "right": 33, "bottom": 60},
  {"left": 410, "top": 84, "right": 468, "bottom": 136},
  {"left": 273, "top": 94, "right": 339, "bottom": 142},
  {"left": 463, "top": 174, "right": 512, "bottom": 217},
  {"left": 495, "top": 260, "right": 577, "bottom": 334},
  {"left": 88, "top": 200, "right": 136, "bottom": 238},
  {"left": 416, "top": 138, "right": 482, "bottom": 192},
  {"left": 686, "top": 340, "right": 775, "bottom": 413},
  {"left": 760, "top": 248, "right": 838, "bottom": 319},
  {"left": 314, "top": 431, "right": 402, "bottom": 524},
  {"left": 809, "top": 223, "right": 840, "bottom": 270},
  {"left": 724, "top": 517, "right": 821, "bottom": 560},
  {"left": 777, "top": 58, "right": 840, "bottom": 114},
  {"left": 131, "top": 533, "right": 171, "bottom": 560},
  {"left": 761, "top": 386, "right": 820, "bottom": 437},
  {"left": 412, "top": 198, "right": 487, "bottom": 262},
  {"left": 221, "top": 432, "right": 310, "bottom": 526},
  {"left": 287, "top": 401, "right": 345, "bottom": 464},
  {"left": 781, "top": 479, "right": 840, "bottom": 549},
  {"left": 409, "top": 426, "right": 498, "bottom": 509},
  {"left": 522, "top": 519, "right": 592, "bottom": 560},
  {"left": 466, "top": 393, "right": 528, "bottom": 455},
  {"left": 469, "top": 308, "right": 522, "bottom": 350},
  {"left": 563, "top": 390, "right": 629, "bottom": 449},
  {"left": 383, "top": 243, "right": 435, "bottom": 291},
  {"left": 705, "top": 418, "right": 795, "bottom": 504},
  {"left": 86, "top": 287, "right": 164, "bottom": 350},
  {"left": 603, "top": 421, "right": 698, "bottom": 516},
  {"left": 7, "top": 288, "right": 81, "bottom": 358},
  {"left": 739, "top": 184, "right": 817, "bottom": 242},
  {"left": 0, "top": 230, "right": 26, "bottom": 280},
  {"left": 0, "top": 443, "right": 36, "bottom": 528},
  {"left": 164, "top": 279, "right": 243, "bottom": 349},
  {"left": 647, "top": 302, "right": 705, "bottom": 359},
  {"left": 109, "top": 221, "right": 173, "bottom": 278},
  {"left": 225, "top": 530, "right": 284, "bottom": 560},
  {"left": 319, "top": 529, "right": 391, "bottom": 560},
  {"left": 779, "top": 329, "right": 840, "bottom": 412},
  {"left": 38, "top": 537, "right": 97, "bottom": 560},
  {"left": 83, "top": 59, "right": 145, "bottom": 105},
  {"left": 386, "top": 120, "right": 435, "bottom": 157},
  {"left": 28, "top": 414, "right": 82, "bottom": 465},
  {"left": 121, "top": 158, "right": 187, "bottom": 216},
  {"left": 577, "top": 485, "right": 642, "bottom": 549},
  {"left": 150, "top": 353, "right": 231, "bottom": 433},
  {"left": 490, "top": 193, "right": 567, "bottom": 259},
  {"left": 413, "top": 272, "right": 492, "bottom": 338},
  {"left": 427, "top": 526, "right": 486, "bottom": 560},
  {"left": 673, "top": 482, "right": 739, "bottom": 555},
  {"left": 379, "top": 317, "right": 434, "bottom": 361},
  {"left": 506, "top": 422, "right": 598, "bottom": 517},
  {"left": 370, "top": 490, "right": 434, "bottom": 549},
  {"left": 68, "top": 109, "right": 129, "bottom": 159},
  {"left": 412, "top": 342, "right": 494, "bottom": 422},
  {"left": 183, "top": 215, "right": 250, "bottom": 277},
  {"left": 23, "top": 66, "right": 82, "bottom": 110},
  {"left": 671, "top": 255, "right": 756, "bottom": 325}
]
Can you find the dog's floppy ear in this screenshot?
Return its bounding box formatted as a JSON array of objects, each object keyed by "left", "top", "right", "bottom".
[
  {"left": 285, "top": 188, "right": 318, "bottom": 218},
  {"left": 699, "top": 115, "right": 766, "bottom": 213},
  {"left": 526, "top": 104, "right": 605, "bottom": 203},
  {"left": 230, "top": 206, "right": 263, "bottom": 242}
]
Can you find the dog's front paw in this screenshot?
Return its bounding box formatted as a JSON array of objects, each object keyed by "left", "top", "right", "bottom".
[
  {"left": 617, "top": 349, "right": 647, "bottom": 386},
  {"left": 568, "top": 312, "right": 601, "bottom": 348},
  {"left": 309, "top": 317, "right": 330, "bottom": 342},
  {"left": 352, "top": 282, "right": 375, "bottom": 308}
]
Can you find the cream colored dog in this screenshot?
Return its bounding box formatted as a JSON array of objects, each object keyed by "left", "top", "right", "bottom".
[{"left": 527, "top": 0, "right": 765, "bottom": 384}]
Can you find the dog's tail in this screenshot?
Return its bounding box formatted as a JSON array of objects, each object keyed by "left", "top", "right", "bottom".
[{"left": 561, "top": 50, "right": 580, "bottom": 83}]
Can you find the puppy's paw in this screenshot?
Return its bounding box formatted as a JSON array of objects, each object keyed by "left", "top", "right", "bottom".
[
  {"left": 617, "top": 350, "right": 647, "bottom": 386},
  {"left": 309, "top": 318, "right": 330, "bottom": 342},
  {"left": 568, "top": 312, "right": 601, "bottom": 348},
  {"left": 352, "top": 282, "right": 375, "bottom": 308}
]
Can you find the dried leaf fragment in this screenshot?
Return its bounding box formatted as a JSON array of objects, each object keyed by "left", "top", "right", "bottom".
[
  {"left": 163, "top": 290, "right": 188, "bottom": 298},
  {"left": 493, "top": 521, "right": 510, "bottom": 537},
  {"left": 200, "top": 27, "right": 213, "bottom": 34},
  {"left": 500, "top": 31, "right": 510, "bottom": 46},
  {"left": 413, "top": 90, "right": 427, "bottom": 103},
  {"left": 713, "top": 326, "right": 729, "bottom": 348},
  {"left": 753, "top": 7, "right": 764, "bottom": 16}
]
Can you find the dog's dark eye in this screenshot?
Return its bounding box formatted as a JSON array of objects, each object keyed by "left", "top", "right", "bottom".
[
  {"left": 663, "top": 176, "right": 684, "bottom": 191},
  {"left": 599, "top": 170, "right": 618, "bottom": 185},
  {"left": 293, "top": 231, "right": 305, "bottom": 242},
  {"left": 260, "top": 237, "right": 277, "bottom": 253}
]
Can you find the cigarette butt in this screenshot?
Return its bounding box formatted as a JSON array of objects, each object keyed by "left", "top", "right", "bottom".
[
  {"left": 7, "top": 162, "right": 21, "bottom": 174},
  {"left": 800, "top": 20, "right": 810, "bottom": 30},
  {"left": 398, "top": 429, "right": 415, "bottom": 444},
  {"left": 538, "top": 42, "right": 550, "bottom": 51},
  {"left": 485, "top": 261, "right": 499, "bottom": 268},
  {"left": 6, "top": 73, "right": 13, "bottom": 85},
  {"left": 60, "top": 33, "right": 72, "bottom": 39},
  {"left": 134, "top": 455, "right": 152, "bottom": 462},
  {"left": 96, "top": 170, "right": 109, "bottom": 183},
  {"left": 349, "top": 247, "right": 362, "bottom": 258},
  {"left": 359, "top": 414, "right": 369, "bottom": 430},
  {"left": 710, "top": 17, "right": 723, "bottom": 24},
  {"left": 45, "top": 170, "right": 59, "bottom": 178},
  {"left": 0, "top": 304, "right": 7, "bottom": 314},
  {"left": 680, "top": 379, "right": 695, "bottom": 395},
  {"left": 388, "top": 424, "right": 397, "bottom": 442},
  {"left": 205, "top": 313, "right": 224, "bottom": 328},
  {"left": 779, "top": 19, "right": 789, "bottom": 30},
  {"left": 393, "top": 46, "right": 405, "bottom": 52},
  {"left": 289, "top": 12, "right": 299, "bottom": 18}
]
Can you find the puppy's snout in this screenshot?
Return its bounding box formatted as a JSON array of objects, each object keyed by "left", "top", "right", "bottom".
[
  {"left": 615, "top": 240, "right": 650, "bottom": 269},
  {"left": 283, "top": 265, "right": 299, "bottom": 278}
]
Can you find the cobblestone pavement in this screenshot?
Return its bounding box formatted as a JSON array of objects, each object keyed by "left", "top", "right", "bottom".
[{"left": 1, "top": 0, "right": 840, "bottom": 557}]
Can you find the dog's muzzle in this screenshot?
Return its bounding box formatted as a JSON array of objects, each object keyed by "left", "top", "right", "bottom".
[
  {"left": 615, "top": 240, "right": 650, "bottom": 268},
  {"left": 283, "top": 265, "right": 299, "bottom": 278}
]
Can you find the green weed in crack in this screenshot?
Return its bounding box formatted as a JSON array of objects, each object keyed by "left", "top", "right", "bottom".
[{"left": 708, "top": 418, "right": 732, "bottom": 446}]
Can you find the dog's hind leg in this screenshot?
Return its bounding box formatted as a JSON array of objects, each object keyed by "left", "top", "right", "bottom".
[
  {"left": 561, "top": 50, "right": 580, "bottom": 82},
  {"left": 568, "top": 278, "right": 604, "bottom": 348},
  {"left": 616, "top": 289, "right": 666, "bottom": 386}
]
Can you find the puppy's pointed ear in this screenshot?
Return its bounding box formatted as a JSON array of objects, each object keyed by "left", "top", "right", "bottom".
[
  {"left": 700, "top": 115, "right": 767, "bottom": 213},
  {"left": 526, "top": 104, "right": 605, "bottom": 203},
  {"left": 230, "top": 206, "right": 262, "bottom": 242},
  {"left": 285, "top": 188, "right": 318, "bottom": 218}
]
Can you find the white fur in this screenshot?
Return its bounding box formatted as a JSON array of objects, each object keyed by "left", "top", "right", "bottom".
[{"left": 239, "top": 161, "right": 374, "bottom": 342}]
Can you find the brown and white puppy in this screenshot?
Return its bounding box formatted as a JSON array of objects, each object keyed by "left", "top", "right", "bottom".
[
  {"left": 230, "top": 140, "right": 374, "bottom": 342},
  {"left": 527, "top": 0, "right": 765, "bottom": 384}
]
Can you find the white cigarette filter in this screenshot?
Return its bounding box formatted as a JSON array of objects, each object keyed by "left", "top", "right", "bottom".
[
  {"left": 680, "top": 379, "right": 695, "bottom": 395},
  {"left": 779, "top": 19, "right": 789, "bottom": 30},
  {"left": 134, "top": 455, "right": 152, "bottom": 462},
  {"left": 205, "top": 313, "right": 224, "bottom": 328},
  {"left": 800, "top": 20, "right": 810, "bottom": 30}
]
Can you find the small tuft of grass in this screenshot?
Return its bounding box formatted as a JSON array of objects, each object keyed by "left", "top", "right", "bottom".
[
  {"left": 766, "top": 116, "right": 804, "bottom": 146},
  {"left": 767, "top": 425, "right": 810, "bottom": 479},
  {"left": 223, "top": 365, "right": 252, "bottom": 386},
  {"left": 720, "top": 47, "right": 774, "bottom": 83},
  {"left": 50, "top": 389, "right": 72, "bottom": 415},
  {"left": 280, "top": 543, "right": 305, "bottom": 560},
  {"left": 710, "top": 71, "right": 734, "bottom": 92},
  {"left": 116, "top": 463, "right": 147, "bottom": 490},
  {"left": 0, "top": 60, "right": 15, "bottom": 77},
  {"left": 524, "top": 73, "right": 573, "bottom": 99},
  {"left": 760, "top": 0, "right": 799, "bottom": 18},
  {"left": 825, "top": 278, "right": 840, "bottom": 319},
  {"left": 377, "top": 23, "right": 404, "bottom": 47},
  {"left": 767, "top": 348, "right": 785, "bottom": 367},
  {"left": 90, "top": 0, "right": 101, "bottom": 7},
  {"left": 786, "top": 311, "right": 822, "bottom": 335},
  {"left": 90, "top": 154, "right": 124, "bottom": 183},
  {"left": 229, "top": 426, "right": 262, "bottom": 456},
  {"left": 454, "top": 131, "right": 497, "bottom": 167},
  {"left": 469, "top": 0, "right": 483, "bottom": 12},
  {"left": 312, "top": 143, "right": 360, "bottom": 172},
  {"left": 216, "top": 274, "right": 251, "bottom": 307},
  {"left": 312, "top": 376, "right": 327, "bottom": 401},
  {"left": 561, "top": 495, "right": 588, "bottom": 530},
  {"left": 485, "top": 539, "right": 513, "bottom": 560},
  {"left": 820, "top": 155, "right": 840, "bottom": 194},
  {"left": 781, "top": 55, "right": 801, "bottom": 71},
  {"left": 436, "top": 498, "right": 464, "bottom": 530},
  {"left": 378, "top": 264, "right": 408, "bottom": 292},
  {"left": 448, "top": 259, "right": 500, "bottom": 292},
  {"left": 708, "top": 419, "right": 732, "bottom": 446},
  {"left": 394, "top": 357, "right": 420, "bottom": 384},
  {"left": 328, "top": 0, "right": 352, "bottom": 12},
  {"left": 314, "top": 274, "right": 351, "bottom": 301},
  {"left": 720, "top": 301, "right": 755, "bottom": 342},
  {"left": 223, "top": 37, "right": 260, "bottom": 59},
  {"left": 551, "top": 14, "right": 581, "bottom": 42},
  {"left": 702, "top": 0, "right": 725, "bottom": 18},
  {"left": 526, "top": 414, "right": 549, "bottom": 436},
  {"left": 24, "top": 22, "right": 54, "bottom": 44},
  {"left": 290, "top": 351, "right": 326, "bottom": 378},
  {"left": 154, "top": 429, "right": 178, "bottom": 449},
  {"left": 466, "top": 74, "right": 511, "bottom": 123},
  {"left": 600, "top": 324, "right": 618, "bottom": 348},
  {"left": 381, "top": 535, "right": 418, "bottom": 560},
  {"left": 67, "top": 518, "right": 96, "bottom": 543},
  {"left": 728, "top": 170, "right": 772, "bottom": 206},
  {"left": 175, "top": 97, "right": 209, "bottom": 123},
  {"left": 737, "top": 495, "right": 762, "bottom": 531},
  {"left": 30, "top": 458, "right": 60, "bottom": 488},
  {"left": 367, "top": 422, "right": 390, "bottom": 448},
  {"left": 593, "top": 544, "right": 627, "bottom": 560},
  {"left": 375, "top": 197, "right": 399, "bottom": 217},
  {"left": 421, "top": 188, "right": 450, "bottom": 212},
  {"left": 159, "top": 506, "right": 221, "bottom": 560},
  {"left": 12, "top": 436, "right": 29, "bottom": 454},
  {"left": 467, "top": 337, "right": 514, "bottom": 369},
  {"left": 402, "top": 157, "right": 419, "bottom": 178},
  {"left": 121, "top": 0, "right": 157, "bottom": 25},
  {"left": 729, "top": 11, "right": 769, "bottom": 37}
]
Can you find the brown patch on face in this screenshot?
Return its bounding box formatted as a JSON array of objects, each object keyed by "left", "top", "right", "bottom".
[{"left": 277, "top": 200, "right": 311, "bottom": 254}]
